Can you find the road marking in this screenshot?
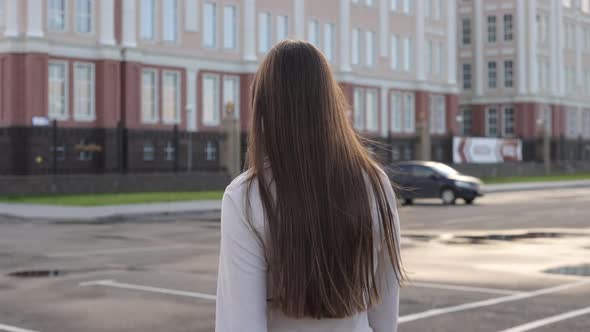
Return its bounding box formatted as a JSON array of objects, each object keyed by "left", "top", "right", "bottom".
[
  {"left": 50, "top": 244, "right": 194, "bottom": 257},
  {"left": 0, "top": 324, "right": 39, "bottom": 332},
  {"left": 79, "top": 279, "right": 216, "bottom": 301},
  {"left": 399, "top": 280, "right": 590, "bottom": 324},
  {"left": 410, "top": 282, "right": 524, "bottom": 295},
  {"left": 498, "top": 306, "right": 590, "bottom": 332}
]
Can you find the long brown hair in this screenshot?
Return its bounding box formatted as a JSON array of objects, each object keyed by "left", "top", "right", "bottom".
[{"left": 245, "top": 40, "right": 404, "bottom": 319}]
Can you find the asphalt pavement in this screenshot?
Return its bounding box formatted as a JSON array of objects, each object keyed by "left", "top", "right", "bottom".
[{"left": 0, "top": 188, "right": 589, "bottom": 331}]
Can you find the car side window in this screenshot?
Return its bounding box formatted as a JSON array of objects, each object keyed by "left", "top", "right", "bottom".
[{"left": 413, "top": 165, "right": 435, "bottom": 178}]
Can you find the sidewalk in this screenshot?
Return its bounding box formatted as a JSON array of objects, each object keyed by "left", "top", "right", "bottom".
[{"left": 1, "top": 180, "right": 589, "bottom": 221}]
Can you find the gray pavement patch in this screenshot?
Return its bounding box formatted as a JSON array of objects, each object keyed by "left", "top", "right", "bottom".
[{"left": 544, "top": 264, "right": 590, "bottom": 277}]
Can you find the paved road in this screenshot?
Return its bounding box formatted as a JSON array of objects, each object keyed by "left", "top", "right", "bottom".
[{"left": 0, "top": 188, "right": 588, "bottom": 332}]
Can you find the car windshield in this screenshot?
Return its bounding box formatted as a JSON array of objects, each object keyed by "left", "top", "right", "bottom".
[{"left": 430, "top": 163, "right": 459, "bottom": 177}]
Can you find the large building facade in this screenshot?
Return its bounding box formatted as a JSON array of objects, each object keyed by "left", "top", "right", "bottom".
[
  {"left": 458, "top": 0, "right": 590, "bottom": 161},
  {"left": 0, "top": 0, "right": 460, "bottom": 175}
]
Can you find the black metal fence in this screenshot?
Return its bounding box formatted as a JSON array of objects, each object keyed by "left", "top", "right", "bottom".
[
  {"left": 0, "top": 122, "right": 224, "bottom": 176},
  {"left": 2, "top": 123, "right": 590, "bottom": 176}
]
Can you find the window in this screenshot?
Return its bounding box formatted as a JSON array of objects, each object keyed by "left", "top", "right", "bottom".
[
  {"left": 48, "top": 61, "right": 68, "bottom": 120},
  {"left": 276, "top": 15, "right": 289, "bottom": 42},
  {"left": 502, "top": 107, "right": 515, "bottom": 137},
  {"left": 74, "top": 63, "right": 95, "bottom": 121},
  {"left": 323, "top": 23, "right": 335, "bottom": 62},
  {"left": 566, "top": 108, "right": 581, "bottom": 138},
  {"left": 391, "top": 34, "right": 399, "bottom": 70},
  {"left": 429, "top": 95, "right": 446, "bottom": 134},
  {"left": 352, "top": 28, "right": 361, "bottom": 65},
  {"left": 503, "top": 14, "right": 513, "bottom": 41},
  {"left": 565, "top": 66, "right": 575, "bottom": 92},
  {"left": 353, "top": 88, "right": 365, "bottom": 130},
  {"left": 402, "top": 0, "right": 411, "bottom": 14},
  {"left": 141, "top": 0, "right": 156, "bottom": 40},
  {"left": 434, "top": 0, "right": 443, "bottom": 20},
  {"left": 203, "top": 2, "right": 217, "bottom": 48},
  {"left": 584, "top": 27, "right": 590, "bottom": 52},
  {"left": 585, "top": 69, "right": 590, "bottom": 94},
  {"left": 488, "top": 61, "right": 497, "bottom": 88},
  {"left": 461, "top": 18, "right": 471, "bottom": 46},
  {"left": 486, "top": 107, "right": 499, "bottom": 137},
  {"left": 403, "top": 37, "right": 412, "bottom": 71},
  {"left": 51, "top": 144, "right": 67, "bottom": 162},
  {"left": 425, "top": 0, "right": 432, "bottom": 18},
  {"left": 434, "top": 41, "right": 443, "bottom": 76},
  {"left": 462, "top": 63, "right": 472, "bottom": 90},
  {"left": 163, "top": 71, "right": 181, "bottom": 124},
  {"left": 223, "top": 76, "right": 240, "bottom": 118},
  {"left": 78, "top": 139, "right": 94, "bottom": 161},
  {"left": 143, "top": 142, "right": 155, "bottom": 161},
  {"left": 366, "top": 0, "right": 374, "bottom": 6},
  {"left": 141, "top": 69, "right": 158, "bottom": 123},
  {"left": 205, "top": 141, "right": 218, "bottom": 161},
  {"left": 163, "top": 0, "right": 178, "bottom": 42},
  {"left": 537, "top": 14, "right": 549, "bottom": 45},
  {"left": 223, "top": 5, "right": 237, "bottom": 49},
  {"left": 366, "top": 31, "right": 376, "bottom": 67},
  {"left": 75, "top": 0, "right": 93, "bottom": 33},
  {"left": 403, "top": 93, "right": 415, "bottom": 133},
  {"left": 258, "top": 12, "right": 271, "bottom": 53},
  {"left": 538, "top": 58, "right": 550, "bottom": 90},
  {"left": 203, "top": 74, "right": 220, "bottom": 126},
  {"left": 308, "top": 20, "right": 319, "bottom": 46},
  {"left": 487, "top": 16, "right": 496, "bottom": 43},
  {"left": 537, "top": 107, "right": 552, "bottom": 133},
  {"left": 365, "top": 89, "right": 378, "bottom": 132},
  {"left": 460, "top": 109, "right": 472, "bottom": 136},
  {"left": 391, "top": 0, "right": 398, "bottom": 11},
  {"left": 391, "top": 92, "right": 402, "bottom": 133},
  {"left": 164, "top": 142, "right": 176, "bottom": 161},
  {"left": 48, "top": 0, "right": 66, "bottom": 31},
  {"left": 504, "top": 60, "right": 514, "bottom": 88},
  {"left": 426, "top": 40, "right": 433, "bottom": 76}
]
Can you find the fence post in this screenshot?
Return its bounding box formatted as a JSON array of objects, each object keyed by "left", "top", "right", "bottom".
[
  {"left": 173, "top": 124, "right": 179, "bottom": 173},
  {"left": 52, "top": 120, "right": 58, "bottom": 175}
]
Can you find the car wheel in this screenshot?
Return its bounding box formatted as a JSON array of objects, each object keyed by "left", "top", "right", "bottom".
[
  {"left": 464, "top": 198, "right": 475, "bottom": 205},
  {"left": 441, "top": 188, "right": 456, "bottom": 205},
  {"left": 404, "top": 198, "right": 414, "bottom": 206}
]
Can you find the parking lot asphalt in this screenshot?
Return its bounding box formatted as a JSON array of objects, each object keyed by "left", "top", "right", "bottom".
[{"left": 0, "top": 188, "right": 589, "bottom": 332}]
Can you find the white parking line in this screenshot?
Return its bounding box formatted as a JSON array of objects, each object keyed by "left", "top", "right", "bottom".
[
  {"left": 50, "top": 244, "right": 194, "bottom": 257},
  {"left": 399, "top": 280, "right": 590, "bottom": 324},
  {"left": 0, "top": 323, "right": 39, "bottom": 332},
  {"left": 498, "top": 306, "right": 590, "bottom": 332},
  {"left": 410, "top": 282, "right": 524, "bottom": 295},
  {"left": 79, "top": 279, "right": 216, "bottom": 301}
]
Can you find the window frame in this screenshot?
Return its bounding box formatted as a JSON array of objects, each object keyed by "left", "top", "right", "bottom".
[
  {"left": 162, "top": 70, "right": 181, "bottom": 124},
  {"left": 485, "top": 107, "right": 500, "bottom": 137},
  {"left": 488, "top": 61, "right": 497, "bottom": 89},
  {"left": 461, "top": 17, "right": 471, "bottom": 46},
  {"left": 141, "top": 68, "right": 159, "bottom": 124},
  {"left": 390, "top": 91, "right": 403, "bottom": 133},
  {"left": 73, "top": 62, "right": 96, "bottom": 122},
  {"left": 308, "top": 19, "right": 320, "bottom": 47},
  {"left": 222, "top": 75, "right": 240, "bottom": 119},
  {"left": 365, "top": 30, "right": 376, "bottom": 67},
  {"left": 503, "top": 14, "right": 513, "bottom": 41},
  {"left": 276, "top": 15, "right": 289, "bottom": 42},
  {"left": 352, "top": 28, "right": 361, "bottom": 65},
  {"left": 140, "top": 0, "right": 156, "bottom": 40},
  {"left": 403, "top": 92, "right": 415, "bottom": 133},
  {"left": 162, "top": 0, "right": 179, "bottom": 43},
  {"left": 48, "top": 60, "right": 69, "bottom": 121},
  {"left": 462, "top": 63, "right": 472, "bottom": 90},
  {"left": 48, "top": 0, "right": 67, "bottom": 32},
  {"left": 323, "top": 23, "right": 336, "bottom": 62},
  {"left": 202, "top": 74, "right": 221, "bottom": 127},
  {"left": 353, "top": 88, "right": 365, "bottom": 131},
  {"left": 258, "top": 12, "right": 272, "bottom": 53},
  {"left": 487, "top": 15, "right": 497, "bottom": 43},
  {"left": 203, "top": 2, "right": 217, "bottom": 48},
  {"left": 504, "top": 60, "right": 514, "bottom": 88},
  {"left": 74, "top": 0, "right": 94, "bottom": 34},
  {"left": 502, "top": 106, "right": 515, "bottom": 137},
  {"left": 365, "top": 89, "right": 379, "bottom": 132},
  {"left": 223, "top": 5, "right": 237, "bottom": 50}
]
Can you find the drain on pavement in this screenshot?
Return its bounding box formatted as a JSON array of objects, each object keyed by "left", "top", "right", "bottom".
[
  {"left": 7, "top": 270, "right": 63, "bottom": 278},
  {"left": 544, "top": 264, "right": 590, "bottom": 277}
]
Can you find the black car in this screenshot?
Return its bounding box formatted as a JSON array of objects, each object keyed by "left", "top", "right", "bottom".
[{"left": 387, "top": 161, "right": 484, "bottom": 205}]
